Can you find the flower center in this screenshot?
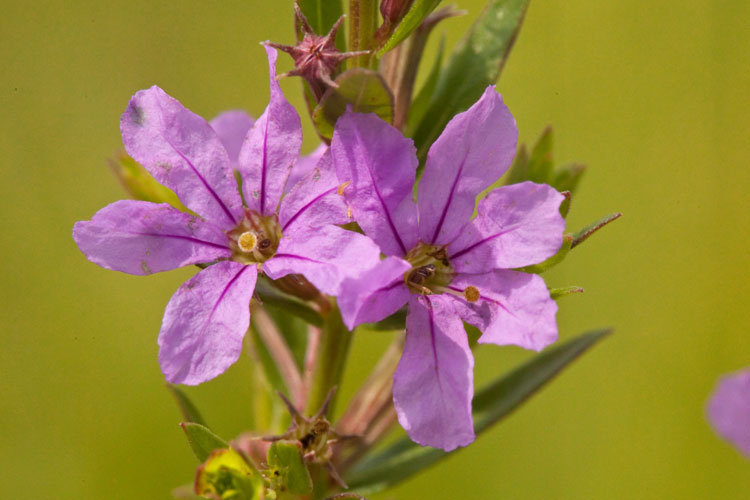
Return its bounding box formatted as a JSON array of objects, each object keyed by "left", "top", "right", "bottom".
[
  {"left": 227, "top": 209, "right": 282, "bottom": 264},
  {"left": 403, "top": 243, "right": 480, "bottom": 302},
  {"left": 403, "top": 243, "right": 454, "bottom": 295}
]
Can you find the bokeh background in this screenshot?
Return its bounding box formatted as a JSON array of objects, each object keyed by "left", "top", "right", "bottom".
[{"left": 2, "top": 0, "right": 748, "bottom": 498}]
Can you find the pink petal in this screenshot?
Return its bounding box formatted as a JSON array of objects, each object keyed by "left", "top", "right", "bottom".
[
  {"left": 448, "top": 182, "right": 565, "bottom": 273},
  {"left": 278, "top": 150, "right": 350, "bottom": 232},
  {"left": 450, "top": 270, "right": 557, "bottom": 351},
  {"left": 418, "top": 87, "right": 518, "bottom": 245},
  {"left": 285, "top": 143, "right": 328, "bottom": 194},
  {"left": 331, "top": 111, "right": 418, "bottom": 257},
  {"left": 158, "top": 261, "right": 257, "bottom": 385},
  {"left": 263, "top": 225, "right": 382, "bottom": 296},
  {"left": 73, "top": 200, "right": 231, "bottom": 275},
  {"left": 338, "top": 256, "right": 412, "bottom": 330},
  {"left": 707, "top": 369, "right": 750, "bottom": 457},
  {"left": 238, "top": 46, "right": 302, "bottom": 215},
  {"left": 393, "top": 295, "right": 475, "bottom": 451},
  {"left": 209, "top": 110, "right": 254, "bottom": 166},
  {"left": 121, "top": 86, "right": 243, "bottom": 230}
]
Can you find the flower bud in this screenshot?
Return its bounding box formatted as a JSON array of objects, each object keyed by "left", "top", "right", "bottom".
[{"left": 380, "top": 0, "right": 415, "bottom": 26}]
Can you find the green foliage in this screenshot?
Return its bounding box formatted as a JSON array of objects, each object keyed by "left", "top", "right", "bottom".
[
  {"left": 377, "top": 0, "right": 443, "bottom": 56},
  {"left": 195, "top": 448, "right": 263, "bottom": 500},
  {"left": 296, "top": 0, "right": 344, "bottom": 49},
  {"left": 504, "top": 126, "right": 587, "bottom": 197},
  {"left": 571, "top": 213, "right": 622, "bottom": 249},
  {"left": 266, "top": 441, "right": 313, "bottom": 497},
  {"left": 109, "top": 152, "right": 189, "bottom": 211},
  {"left": 181, "top": 422, "right": 229, "bottom": 462},
  {"left": 346, "top": 329, "right": 612, "bottom": 494},
  {"left": 406, "top": 36, "right": 445, "bottom": 133},
  {"left": 411, "top": 0, "right": 530, "bottom": 161},
  {"left": 168, "top": 384, "right": 208, "bottom": 427},
  {"left": 313, "top": 69, "right": 394, "bottom": 140},
  {"left": 549, "top": 286, "right": 585, "bottom": 300}
]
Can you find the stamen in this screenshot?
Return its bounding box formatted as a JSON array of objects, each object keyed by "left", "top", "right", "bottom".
[
  {"left": 337, "top": 181, "right": 351, "bottom": 196},
  {"left": 237, "top": 231, "right": 258, "bottom": 253},
  {"left": 431, "top": 285, "right": 466, "bottom": 300}
]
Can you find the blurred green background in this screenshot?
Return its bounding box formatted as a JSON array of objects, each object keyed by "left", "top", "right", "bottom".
[{"left": 2, "top": 0, "right": 748, "bottom": 497}]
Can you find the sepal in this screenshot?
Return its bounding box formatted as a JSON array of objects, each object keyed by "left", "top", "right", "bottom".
[{"left": 312, "top": 69, "right": 394, "bottom": 140}]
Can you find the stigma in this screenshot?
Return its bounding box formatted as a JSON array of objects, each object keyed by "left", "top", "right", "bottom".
[{"left": 237, "top": 231, "right": 258, "bottom": 252}]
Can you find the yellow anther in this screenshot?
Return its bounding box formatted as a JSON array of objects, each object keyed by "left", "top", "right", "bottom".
[
  {"left": 237, "top": 231, "right": 258, "bottom": 252},
  {"left": 337, "top": 181, "right": 351, "bottom": 196},
  {"left": 464, "top": 286, "right": 480, "bottom": 303}
]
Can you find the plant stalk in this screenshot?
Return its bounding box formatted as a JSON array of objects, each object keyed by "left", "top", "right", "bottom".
[
  {"left": 305, "top": 302, "right": 353, "bottom": 417},
  {"left": 348, "top": 0, "right": 379, "bottom": 68}
]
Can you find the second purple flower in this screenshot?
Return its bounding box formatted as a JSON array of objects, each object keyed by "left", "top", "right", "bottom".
[{"left": 332, "top": 87, "right": 566, "bottom": 451}]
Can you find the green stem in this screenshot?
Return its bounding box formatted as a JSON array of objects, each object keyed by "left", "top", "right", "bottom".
[
  {"left": 305, "top": 302, "right": 352, "bottom": 417},
  {"left": 348, "top": 0, "right": 379, "bottom": 68}
]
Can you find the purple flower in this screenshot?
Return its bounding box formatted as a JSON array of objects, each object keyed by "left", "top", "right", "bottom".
[
  {"left": 73, "top": 46, "right": 380, "bottom": 385},
  {"left": 331, "top": 87, "right": 566, "bottom": 450},
  {"left": 707, "top": 369, "right": 750, "bottom": 458}
]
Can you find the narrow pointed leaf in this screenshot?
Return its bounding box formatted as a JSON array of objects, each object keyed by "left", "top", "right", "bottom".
[
  {"left": 313, "top": 69, "right": 394, "bottom": 140},
  {"left": 181, "top": 422, "right": 228, "bottom": 462},
  {"left": 377, "top": 0, "right": 443, "bottom": 56},
  {"left": 549, "top": 286, "right": 584, "bottom": 300},
  {"left": 571, "top": 213, "right": 622, "bottom": 249},
  {"left": 411, "top": 0, "right": 530, "bottom": 161},
  {"left": 346, "top": 328, "right": 612, "bottom": 494},
  {"left": 168, "top": 384, "right": 207, "bottom": 426},
  {"left": 558, "top": 190, "right": 572, "bottom": 218}
]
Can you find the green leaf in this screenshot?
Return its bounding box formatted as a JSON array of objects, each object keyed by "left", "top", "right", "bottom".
[
  {"left": 297, "top": 0, "right": 344, "bottom": 46},
  {"left": 250, "top": 328, "right": 288, "bottom": 395},
  {"left": 109, "top": 152, "right": 189, "bottom": 212},
  {"left": 167, "top": 384, "right": 207, "bottom": 427},
  {"left": 312, "top": 69, "right": 394, "bottom": 140},
  {"left": 181, "top": 422, "right": 228, "bottom": 462},
  {"left": 195, "top": 448, "right": 263, "bottom": 500},
  {"left": 406, "top": 35, "right": 445, "bottom": 134},
  {"left": 266, "top": 441, "right": 313, "bottom": 496},
  {"left": 526, "top": 125, "right": 554, "bottom": 184},
  {"left": 346, "top": 328, "right": 612, "bottom": 494},
  {"left": 518, "top": 234, "right": 573, "bottom": 274},
  {"left": 503, "top": 144, "right": 530, "bottom": 186},
  {"left": 377, "top": 0, "right": 443, "bottom": 56},
  {"left": 411, "top": 0, "right": 530, "bottom": 161},
  {"left": 571, "top": 212, "right": 622, "bottom": 249},
  {"left": 549, "top": 286, "right": 584, "bottom": 300},
  {"left": 365, "top": 308, "right": 406, "bottom": 331},
  {"left": 553, "top": 163, "right": 586, "bottom": 195}
]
